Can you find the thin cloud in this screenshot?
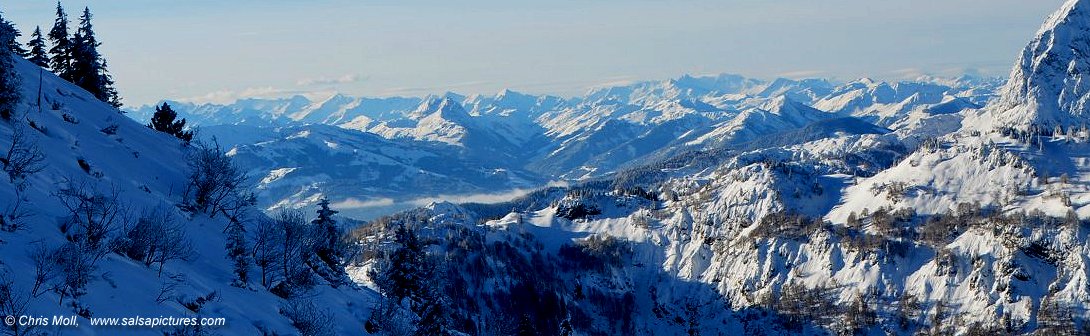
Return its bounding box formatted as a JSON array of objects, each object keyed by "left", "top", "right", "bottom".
[
  {"left": 406, "top": 181, "right": 570, "bottom": 207},
  {"left": 585, "top": 76, "right": 642, "bottom": 91},
  {"left": 777, "top": 70, "right": 827, "bottom": 78},
  {"left": 297, "top": 74, "right": 365, "bottom": 87},
  {"left": 888, "top": 68, "right": 928, "bottom": 79},
  {"left": 332, "top": 197, "right": 396, "bottom": 209},
  {"left": 408, "top": 189, "right": 535, "bottom": 207},
  {"left": 177, "top": 87, "right": 334, "bottom": 104},
  {"left": 376, "top": 80, "right": 496, "bottom": 96}
]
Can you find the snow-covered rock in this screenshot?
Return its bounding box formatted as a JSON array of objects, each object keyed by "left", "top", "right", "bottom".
[{"left": 990, "top": 0, "right": 1090, "bottom": 130}]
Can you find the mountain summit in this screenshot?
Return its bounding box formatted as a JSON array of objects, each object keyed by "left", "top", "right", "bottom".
[{"left": 991, "top": 0, "right": 1090, "bottom": 130}]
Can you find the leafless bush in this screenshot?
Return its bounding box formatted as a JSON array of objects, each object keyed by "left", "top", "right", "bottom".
[
  {"left": 365, "top": 300, "right": 416, "bottom": 336},
  {"left": 183, "top": 140, "right": 255, "bottom": 218},
  {"left": 251, "top": 216, "right": 283, "bottom": 289},
  {"left": 54, "top": 180, "right": 126, "bottom": 255},
  {"left": 0, "top": 273, "right": 33, "bottom": 336},
  {"left": 281, "top": 299, "right": 335, "bottom": 336},
  {"left": 28, "top": 242, "right": 57, "bottom": 297},
  {"left": 773, "top": 283, "right": 840, "bottom": 331},
  {"left": 113, "top": 206, "right": 194, "bottom": 276},
  {"left": 1, "top": 123, "right": 45, "bottom": 185},
  {"left": 156, "top": 272, "right": 186, "bottom": 304},
  {"left": 750, "top": 212, "right": 824, "bottom": 241},
  {"left": 252, "top": 210, "right": 317, "bottom": 295},
  {"left": 0, "top": 188, "right": 31, "bottom": 232},
  {"left": 50, "top": 241, "right": 97, "bottom": 304},
  {"left": 178, "top": 291, "right": 218, "bottom": 313}
]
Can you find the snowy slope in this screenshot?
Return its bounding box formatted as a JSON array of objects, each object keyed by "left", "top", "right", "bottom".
[
  {"left": 210, "top": 123, "right": 543, "bottom": 219},
  {"left": 688, "top": 96, "right": 834, "bottom": 148},
  {"left": 0, "top": 58, "right": 377, "bottom": 335}
]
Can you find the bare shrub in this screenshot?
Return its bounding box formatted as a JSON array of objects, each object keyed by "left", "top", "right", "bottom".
[
  {"left": 54, "top": 180, "right": 125, "bottom": 255},
  {"left": 251, "top": 210, "right": 317, "bottom": 296},
  {"left": 0, "top": 273, "right": 33, "bottom": 336},
  {"left": 113, "top": 206, "right": 194, "bottom": 276},
  {"left": 1, "top": 123, "right": 45, "bottom": 185},
  {"left": 50, "top": 241, "right": 97, "bottom": 304},
  {"left": 365, "top": 300, "right": 416, "bottom": 336},
  {"left": 156, "top": 272, "right": 186, "bottom": 304},
  {"left": 28, "top": 242, "right": 57, "bottom": 297},
  {"left": 281, "top": 299, "right": 335, "bottom": 336},
  {"left": 183, "top": 140, "right": 255, "bottom": 218}
]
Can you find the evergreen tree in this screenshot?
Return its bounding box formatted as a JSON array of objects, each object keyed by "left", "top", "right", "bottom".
[
  {"left": 98, "top": 59, "right": 120, "bottom": 107},
  {"left": 26, "top": 26, "right": 49, "bottom": 68},
  {"left": 147, "top": 102, "right": 193, "bottom": 142},
  {"left": 413, "top": 295, "right": 455, "bottom": 336},
  {"left": 71, "top": 7, "right": 120, "bottom": 107},
  {"left": 0, "top": 17, "right": 26, "bottom": 57},
  {"left": 370, "top": 225, "right": 457, "bottom": 334},
  {"left": 372, "top": 226, "right": 432, "bottom": 303},
  {"left": 0, "top": 12, "right": 20, "bottom": 121},
  {"left": 311, "top": 198, "right": 342, "bottom": 267},
  {"left": 48, "top": 2, "right": 73, "bottom": 80},
  {"left": 225, "top": 218, "right": 251, "bottom": 287}
]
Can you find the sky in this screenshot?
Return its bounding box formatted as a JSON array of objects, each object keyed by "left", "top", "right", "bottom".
[{"left": 2, "top": 0, "right": 1069, "bottom": 106}]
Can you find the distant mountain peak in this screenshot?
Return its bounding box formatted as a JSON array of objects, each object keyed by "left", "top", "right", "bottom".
[
  {"left": 496, "top": 88, "right": 523, "bottom": 97},
  {"left": 857, "top": 77, "right": 879, "bottom": 86},
  {"left": 494, "top": 88, "right": 534, "bottom": 103},
  {"left": 412, "top": 96, "right": 471, "bottom": 121},
  {"left": 760, "top": 95, "right": 814, "bottom": 115},
  {"left": 990, "top": 0, "right": 1090, "bottom": 130}
]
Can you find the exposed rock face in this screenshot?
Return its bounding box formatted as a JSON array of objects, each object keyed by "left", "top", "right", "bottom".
[{"left": 992, "top": 0, "right": 1090, "bottom": 130}]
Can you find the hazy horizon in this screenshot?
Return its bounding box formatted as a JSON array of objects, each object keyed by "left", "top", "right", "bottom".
[{"left": 3, "top": 0, "right": 1066, "bottom": 105}]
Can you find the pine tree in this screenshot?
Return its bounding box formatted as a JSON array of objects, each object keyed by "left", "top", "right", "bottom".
[
  {"left": 71, "top": 7, "right": 121, "bottom": 107},
  {"left": 98, "top": 59, "right": 121, "bottom": 107},
  {"left": 372, "top": 226, "right": 432, "bottom": 302},
  {"left": 48, "top": 2, "right": 73, "bottom": 80},
  {"left": 0, "top": 12, "right": 20, "bottom": 121},
  {"left": 0, "top": 17, "right": 26, "bottom": 57},
  {"left": 413, "top": 294, "right": 454, "bottom": 336},
  {"left": 312, "top": 198, "right": 341, "bottom": 267},
  {"left": 225, "top": 218, "right": 251, "bottom": 287},
  {"left": 370, "top": 225, "right": 460, "bottom": 334},
  {"left": 147, "top": 102, "right": 193, "bottom": 141},
  {"left": 26, "top": 27, "right": 49, "bottom": 68}
]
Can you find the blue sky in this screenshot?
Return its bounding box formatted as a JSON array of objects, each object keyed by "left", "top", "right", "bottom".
[{"left": 2, "top": 0, "right": 1067, "bottom": 105}]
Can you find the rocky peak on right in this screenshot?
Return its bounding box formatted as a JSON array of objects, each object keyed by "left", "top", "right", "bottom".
[{"left": 990, "top": 0, "right": 1090, "bottom": 132}]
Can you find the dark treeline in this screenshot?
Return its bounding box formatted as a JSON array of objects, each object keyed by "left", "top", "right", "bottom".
[{"left": 1, "top": 2, "right": 121, "bottom": 108}]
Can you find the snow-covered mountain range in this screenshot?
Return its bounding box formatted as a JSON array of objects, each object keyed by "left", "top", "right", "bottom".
[
  {"left": 130, "top": 70, "right": 1003, "bottom": 219},
  {"left": 349, "top": 0, "right": 1090, "bottom": 333},
  {"left": 5, "top": 0, "right": 1090, "bottom": 334}
]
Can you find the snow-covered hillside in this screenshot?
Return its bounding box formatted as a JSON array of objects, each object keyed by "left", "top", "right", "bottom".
[{"left": 0, "top": 58, "right": 377, "bottom": 335}]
